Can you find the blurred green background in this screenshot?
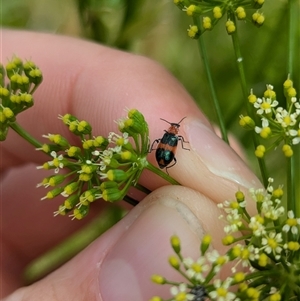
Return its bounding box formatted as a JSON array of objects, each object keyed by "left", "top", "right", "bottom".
[{"left": 1, "top": 0, "right": 299, "bottom": 183}]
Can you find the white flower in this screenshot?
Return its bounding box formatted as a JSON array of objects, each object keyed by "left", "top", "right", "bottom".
[
  {"left": 261, "top": 231, "right": 283, "bottom": 259},
  {"left": 249, "top": 215, "right": 266, "bottom": 236},
  {"left": 183, "top": 257, "right": 209, "bottom": 282},
  {"left": 282, "top": 210, "right": 300, "bottom": 235},
  {"left": 209, "top": 278, "right": 235, "bottom": 301},
  {"left": 170, "top": 283, "right": 194, "bottom": 301},
  {"left": 254, "top": 97, "right": 278, "bottom": 115},
  {"left": 275, "top": 108, "right": 297, "bottom": 127},
  {"left": 255, "top": 117, "right": 269, "bottom": 134},
  {"left": 48, "top": 151, "right": 64, "bottom": 173}
]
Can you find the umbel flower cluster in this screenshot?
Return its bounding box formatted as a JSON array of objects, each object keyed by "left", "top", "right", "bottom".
[
  {"left": 151, "top": 179, "right": 300, "bottom": 301},
  {"left": 0, "top": 56, "right": 43, "bottom": 140},
  {"left": 37, "top": 109, "right": 150, "bottom": 219},
  {"left": 173, "top": 0, "right": 265, "bottom": 38},
  {"left": 239, "top": 78, "right": 300, "bottom": 158}
]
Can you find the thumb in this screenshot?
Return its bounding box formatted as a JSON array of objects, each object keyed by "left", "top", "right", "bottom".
[{"left": 4, "top": 186, "right": 227, "bottom": 301}]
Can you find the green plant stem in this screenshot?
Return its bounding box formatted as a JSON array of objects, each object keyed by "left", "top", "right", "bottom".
[
  {"left": 146, "top": 162, "right": 180, "bottom": 185},
  {"left": 23, "top": 206, "right": 124, "bottom": 284},
  {"left": 230, "top": 17, "right": 268, "bottom": 187},
  {"left": 192, "top": 16, "right": 229, "bottom": 145},
  {"left": 10, "top": 121, "right": 43, "bottom": 148},
  {"left": 287, "top": 0, "right": 299, "bottom": 217}
]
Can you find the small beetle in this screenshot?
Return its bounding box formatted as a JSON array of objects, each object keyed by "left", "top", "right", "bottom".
[{"left": 151, "top": 117, "right": 190, "bottom": 174}]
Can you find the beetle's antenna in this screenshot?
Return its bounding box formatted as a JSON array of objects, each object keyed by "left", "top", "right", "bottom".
[
  {"left": 177, "top": 117, "right": 187, "bottom": 124},
  {"left": 160, "top": 118, "right": 172, "bottom": 125},
  {"left": 160, "top": 117, "right": 187, "bottom": 126}
]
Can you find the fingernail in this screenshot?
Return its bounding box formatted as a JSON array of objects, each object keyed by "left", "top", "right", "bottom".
[
  {"left": 98, "top": 195, "right": 204, "bottom": 300},
  {"left": 185, "top": 118, "right": 259, "bottom": 189}
]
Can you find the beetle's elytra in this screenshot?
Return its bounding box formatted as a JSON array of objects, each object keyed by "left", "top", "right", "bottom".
[{"left": 151, "top": 117, "right": 189, "bottom": 174}]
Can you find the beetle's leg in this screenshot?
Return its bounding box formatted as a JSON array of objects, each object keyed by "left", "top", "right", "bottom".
[
  {"left": 149, "top": 139, "right": 161, "bottom": 153},
  {"left": 165, "top": 157, "right": 177, "bottom": 175},
  {"left": 178, "top": 136, "right": 190, "bottom": 150}
]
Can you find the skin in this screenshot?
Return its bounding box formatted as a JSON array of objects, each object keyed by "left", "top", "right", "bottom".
[{"left": 1, "top": 30, "right": 262, "bottom": 301}]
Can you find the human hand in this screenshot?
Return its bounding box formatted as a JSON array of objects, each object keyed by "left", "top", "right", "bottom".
[{"left": 1, "top": 29, "right": 261, "bottom": 301}]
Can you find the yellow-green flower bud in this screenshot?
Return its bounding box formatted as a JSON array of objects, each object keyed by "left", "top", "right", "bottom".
[
  {"left": 19, "top": 93, "right": 33, "bottom": 104},
  {"left": 48, "top": 174, "right": 65, "bottom": 186},
  {"left": 187, "top": 25, "right": 200, "bottom": 39},
  {"left": 222, "top": 235, "right": 235, "bottom": 245},
  {"left": 27, "top": 68, "right": 43, "bottom": 85},
  {"left": 253, "top": 0, "right": 264, "bottom": 8},
  {"left": 269, "top": 292, "right": 281, "bottom": 301},
  {"left": 259, "top": 127, "right": 271, "bottom": 139},
  {"left": 246, "top": 287, "right": 260, "bottom": 299},
  {"left": 255, "top": 145, "right": 266, "bottom": 158},
  {"left": 2, "top": 107, "right": 14, "bottom": 120},
  {"left": 68, "top": 121, "right": 79, "bottom": 134},
  {"left": 64, "top": 182, "right": 80, "bottom": 195},
  {"left": 67, "top": 146, "right": 81, "bottom": 157},
  {"left": 79, "top": 172, "right": 93, "bottom": 181},
  {"left": 235, "top": 191, "right": 245, "bottom": 202},
  {"left": 226, "top": 20, "right": 236, "bottom": 34},
  {"left": 248, "top": 92, "right": 257, "bottom": 104},
  {"left": 184, "top": 4, "right": 202, "bottom": 16},
  {"left": 272, "top": 187, "right": 283, "bottom": 199},
  {"left": 170, "top": 235, "right": 181, "bottom": 253},
  {"left": 94, "top": 136, "right": 108, "bottom": 148},
  {"left": 120, "top": 151, "right": 137, "bottom": 162},
  {"left": 42, "top": 187, "right": 64, "bottom": 200},
  {"left": 60, "top": 113, "right": 77, "bottom": 125},
  {"left": 201, "top": 234, "right": 211, "bottom": 254},
  {"left": 282, "top": 144, "right": 293, "bottom": 157},
  {"left": 234, "top": 272, "right": 245, "bottom": 283},
  {"left": 203, "top": 17, "right": 212, "bottom": 30},
  {"left": 10, "top": 74, "right": 30, "bottom": 92},
  {"left": 10, "top": 94, "right": 21, "bottom": 104},
  {"left": 23, "top": 60, "right": 36, "bottom": 70},
  {"left": 127, "top": 109, "right": 145, "bottom": 125},
  {"left": 236, "top": 7, "right": 246, "bottom": 19},
  {"left": 168, "top": 255, "right": 180, "bottom": 269},
  {"left": 52, "top": 134, "right": 70, "bottom": 147},
  {"left": 252, "top": 12, "right": 265, "bottom": 26},
  {"left": 0, "top": 111, "right": 6, "bottom": 123},
  {"left": 101, "top": 187, "right": 123, "bottom": 202},
  {"left": 55, "top": 204, "right": 68, "bottom": 216},
  {"left": 81, "top": 164, "right": 97, "bottom": 174},
  {"left": 264, "top": 88, "right": 276, "bottom": 100},
  {"left": 0, "top": 87, "right": 10, "bottom": 98},
  {"left": 287, "top": 241, "right": 300, "bottom": 251},
  {"left": 151, "top": 274, "right": 166, "bottom": 285},
  {"left": 100, "top": 181, "right": 118, "bottom": 191},
  {"left": 80, "top": 188, "right": 99, "bottom": 204},
  {"left": 258, "top": 252, "right": 268, "bottom": 266},
  {"left": 82, "top": 139, "right": 94, "bottom": 149},
  {"left": 107, "top": 169, "right": 128, "bottom": 182},
  {"left": 124, "top": 118, "right": 144, "bottom": 135},
  {"left": 64, "top": 194, "right": 79, "bottom": 209},
  {"left": 72, "top": 205, "right": 89, "bottom": 220},
  {"left": 239, "top": 115, "right": 255, "bottom": 130},
  {"left": 283, "top": 78, "right": 293, "bottom": 90},
  {"left": 287, "top": 87, "right": 296, "bottom": 97},
  {"left": 213, "top": 6, "right": 222, "bottom": 19},
  {"left": 77, "top": 120, "right": 92, "bottom": 134}
]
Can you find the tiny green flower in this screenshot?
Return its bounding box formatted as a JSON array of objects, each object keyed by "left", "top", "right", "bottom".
[
  {"left": 151, "top": 275, "right": 166, "bottom": 285},
  {"left": 171, "top": 235, "right": 181, "bottom": 254},
  {"left": 169, "top": 255, "right": 180, "bottom": 270}
]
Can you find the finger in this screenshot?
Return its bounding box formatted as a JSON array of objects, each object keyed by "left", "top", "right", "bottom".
[
  {"left": 154, "top": 117, "right": 262, "bottom": 205},
  {"left": 3, "top": 186, "right": 229, "bottom": 300},
  {"left": 2, "top": 29, "right": 209, "bottom": 169}
]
